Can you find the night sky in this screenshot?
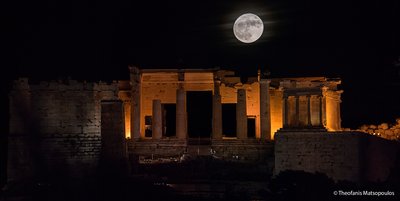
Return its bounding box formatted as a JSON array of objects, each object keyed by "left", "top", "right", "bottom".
[{"left": 2, "top": 0, "right": 400, "bottom": 129}]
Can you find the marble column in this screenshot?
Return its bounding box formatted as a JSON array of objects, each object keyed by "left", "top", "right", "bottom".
[
  {"left": 295, "top": 95, "right": 300, "bottom": 127},
  {"left": 337, "top": 100, "right": 341, "bottom": 130},
  {"left": 176, "top": 84, "right": 187, "bottom": 139},
  {"left": 152, "top": 99, "right": 162, "bottom": 139},
  {"left": 260, "top": 80, "right": 271, "bottom": 140},
  {"left": 307, "top": 95, "right": 312, "bottom": 127},
  {"left": 130, "top": 67, "right": 141, "bottom": 139},
  {"left": 319, "top": 95, "right": 323, "bottom": 127},
  {"left": 212, "top": 80, "right": 222, "bottom": 139},
  {"left": 283, "top": 95, "right": 288, "bottom": 128},
  {"left": 236, "top": 89, "right": 247, "bottom": 139}
]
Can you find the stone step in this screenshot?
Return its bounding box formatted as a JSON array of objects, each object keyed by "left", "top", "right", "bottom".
[
  {"left": 187, "top": 138, "right": 211, "bottom": 145},
  {"left": 187, "top": 145, "right": 211, "bottom": 156}
]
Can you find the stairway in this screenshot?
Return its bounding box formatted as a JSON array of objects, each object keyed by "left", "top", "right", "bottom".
[{"left": 187, "top": 145, "right": 211, "bottom": 156}]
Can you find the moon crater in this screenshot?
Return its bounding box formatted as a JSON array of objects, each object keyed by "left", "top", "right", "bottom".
[{"left": 233, "top": 13, "right": 264, "bottom": 43}]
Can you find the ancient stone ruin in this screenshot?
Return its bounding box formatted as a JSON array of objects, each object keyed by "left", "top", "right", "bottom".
[{"left": 7, "top": 67, "right": 400, "bottom": 183}]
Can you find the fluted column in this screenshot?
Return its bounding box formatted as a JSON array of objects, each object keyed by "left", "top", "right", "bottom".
[
  {"left": 260, "top": 80, "right": 271, "bottom": 140},
  {"left": 337, "top": 100, "right": 341, "bottom": 130},
  {"left": 283, "top": 95, "right": 288, "bottom": 128},
  {"left": 319, "top": 95, "right": 323, "bottom": 127},
  {"left": 212, "top": 80, "right": 222, "bottom": 139},
  {"left": 152, "top": 99, "right": 162, "bottom": 139},
  {"left": 295, "top": 95, "right": 300, "bottom": 127},
  {"left": 307, "top": 95, "right": 312, "bottom": 127},
  {"left": 130, "top": 67, "right": 141, "bottom": 139},
  {"left": 236, "top": 89, "right": 247, "bottom": 139},
  {"left": 176, "top": 84, "right": 187, "bottom": 139}
]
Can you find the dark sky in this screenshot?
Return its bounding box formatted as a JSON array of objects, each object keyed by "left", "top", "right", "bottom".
[{"left": 2, "top": 0, "right": 400, "bottom": 128}]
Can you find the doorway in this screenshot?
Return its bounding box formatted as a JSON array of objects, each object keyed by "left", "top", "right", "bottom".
[
  {"left": 247, "top": 117, "right": 256, "bottom": 138},
  {"left": 163, "top": 104, "right": 176, "bottom": 137},
  {"left": 222, "top": 103, "right": 236, "bottom": 137},
  {"left": 186, "top": 91, "right": 212, "bottom": 138}
]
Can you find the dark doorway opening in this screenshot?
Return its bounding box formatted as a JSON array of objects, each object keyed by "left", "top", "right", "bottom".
[
  {"left": 163, "top": 104, "right": 176, "bottom": 137},
  {"left": 144, "top": 116, "right": 152, "bottom": 137},
  {"left": 222, "top": 103, "right": 236, "bottom": 137},
  {"left": 187, "top": 91, "right": 212, "bottom": 138},
  {"left": 247, "top": 117, "right": 256, "bottom": 138}
]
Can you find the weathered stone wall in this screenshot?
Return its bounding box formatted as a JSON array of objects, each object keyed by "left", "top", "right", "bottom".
[
  {"left": 275, "top": 130, "right": 400, "bottom": 182},
  {"left": 211, "top": 139, "right": 274, "bottom": 163},
  {"left": 100, "top": 100, "right": 127, "bottom": 175},
  {"left": 127, "top": 139, "right": 187, "bottom": 158},
  {"left": 8, "top": 78, "right": 118, "bottom": 182},
  {"left": 127, "top": 139, "right": 274, "bottom": 164},
  {"left": 357, "top": 118, "right": 400, "bottom": 140}
]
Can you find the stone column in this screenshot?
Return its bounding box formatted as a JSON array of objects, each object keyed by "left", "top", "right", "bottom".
[
  {"left": 283, "top": 95, "right": 288, "bottom": 128},
  {"left": 212, "top": 80, "right": 222, "bottom": 139},
  {"left": 176, "top": 84, "right": 187, "bottom": 139},
  {"left": 337, "top": 100, "right": 341, "bottom": 130},
  {"left": 152, "top": 99, "right": 162, "bottom": 139},
  {"left": 319, "top": 95, "right": 323, "bottom": 127},
  {"left": 236, "top": 88, "right": 247, "bottom": 139},
  {"left": 307, "top": 95, "right": 312, "bottom": 127},
  {"left": 295, "top": 95, "right": 300, "bottom": 127},
  {"left": 130, "top": 67, "right": 141, "bottom": 139},
  {"left": 260, "top": 80, "right": 271, "bottom": 140}
]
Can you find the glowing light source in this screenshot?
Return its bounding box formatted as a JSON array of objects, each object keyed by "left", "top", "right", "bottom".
[{"left": 233, "top": 13, "right": 264, "bottom": 43}]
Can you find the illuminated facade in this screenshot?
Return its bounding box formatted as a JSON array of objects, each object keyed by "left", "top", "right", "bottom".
[
  {"left": 120, "top": 67, "right": 343, "bottom": 140},
  {"left": 7, "top": 67, "right": 343, "bottom": 181}
]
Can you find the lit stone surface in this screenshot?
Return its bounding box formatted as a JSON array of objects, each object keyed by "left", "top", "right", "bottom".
[
  {"left": 275, "top": 130, "right": 400, "bottom": 182},
  {"left": 176, "top": 86, "right": 187, "bottom": 139},
  {"left": 8, "top": 78, "right": 118, "bottom": 181},
  {"left": 212, "top": 79, "right": 222, "bottom": 139},
  {"left": 8, "top": 69, "right": 350, "bottom": 182},
  {"left": 236, "top": 88, "right": 247, "bottom": 139},
  {"left": 152, "top": 99, "right": 162, "bottom": 139}
]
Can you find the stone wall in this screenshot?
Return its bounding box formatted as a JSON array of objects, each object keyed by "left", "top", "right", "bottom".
[
  {"left": 100, "top": 100, "right": 128, "bottom": 175},
  {"left": 127, "top": 139, "right": 274, "bottom": 164},
  {"left": 128, "top": 139, "right": 187, "bottom": 158},
  {"left": 275, "top": 130, "right": 400, "bottom": 182},
  {"left": 8, "top": 78, "right": 118, "bottom": 182},
  {"left": 357, "top": 118, "right": 400, "bottom": 140},
  {"left": 211, "top": 139, "right": 274, "bottom": 163}
]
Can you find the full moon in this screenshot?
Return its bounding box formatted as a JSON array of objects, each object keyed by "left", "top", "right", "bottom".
[{"left": 233, "top": 13, "right": 264, "bottom": 43}]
